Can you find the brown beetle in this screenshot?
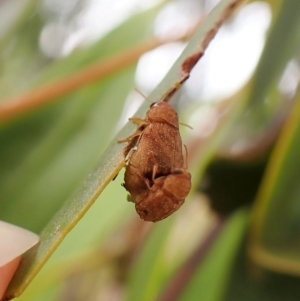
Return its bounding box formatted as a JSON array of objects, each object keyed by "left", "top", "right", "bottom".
[{"left": 119, "top": 101, "right": 191, "bottom": 222}]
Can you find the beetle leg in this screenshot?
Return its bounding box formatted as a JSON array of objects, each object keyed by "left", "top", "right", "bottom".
[
  {"left": 126, "top": 194, "right": 133, "bottom": 202},
  {"left": 118, "top": 117, "right": 148, "bottom": 144},
  {"left": 118, "top": 129, "right": 142, "bottom": 144},
  {"left": 143, "top": 177, "right": 151, "bottom": 190},
  {"left": 183, "top": 144, "right": 189, "bottom": 169},
  {"left": 152, "top": 164, "right": 158, "bottom": 182},
  {"left": 148, "top": 151, "right": 159, "bottom": 182},
  {"left": 135, "top": 171, "right": 152, "bottom": 189},
  {"left": 129, "top": 117, "right": 148, "bottom": 126}
]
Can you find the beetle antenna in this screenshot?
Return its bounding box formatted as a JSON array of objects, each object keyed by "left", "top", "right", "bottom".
[
  {"left": 179, "top": 122, "right": 193, "bottom": 129},
  {"left": 183, "top": 144, "right": 189, "bottom": 169},
  {"left": 134, "top": 88, "right": 152, "bottom": 104}
]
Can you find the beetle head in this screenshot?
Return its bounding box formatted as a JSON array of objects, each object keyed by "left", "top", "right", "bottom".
[{"left": 147, "top": 102, "right": 178, "bottom": 128}]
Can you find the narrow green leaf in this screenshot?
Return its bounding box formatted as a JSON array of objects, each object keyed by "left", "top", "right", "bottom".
[
  {"left": 250, "top": 89, "right": 300, "bottom": 275},
  {"left": 222, "top": 227, "right": 300, "bottom": 301},
  {"left": 14, "top": 174, "right": 133, "bottom": 301},
  {"left": 221, "top": 0, "right": 300, "bottom": 160},
  {"left": 249, "top": 0, "right": 300, "bottom": 108},
  {"left": 0, "top": 6, "right": 160, "bottom": 232},
  {"left": 125, "top": 219, "right": 173, "bottom": 301},
  {"left": 4, "top": 0, "right": 247, "bottom": 298},
  {"left": 178, "top": 209, "right": 248, "bottom": 301},
  {"left": 0, "top": 0, "right": 46, "bottom": 99},
  {"left": 122, "top": 0, "right": 250, "bottom": 300},
  {"left": 2, "top": 6, "right": 161, "bottom": 299},
  {"left": 247, "top": 0, "right": 300, "bottom": 275}
]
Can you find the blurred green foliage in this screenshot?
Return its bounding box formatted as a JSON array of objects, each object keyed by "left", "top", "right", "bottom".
[{"left": 1, "top": 0, "right": 300, "bottom": 300}]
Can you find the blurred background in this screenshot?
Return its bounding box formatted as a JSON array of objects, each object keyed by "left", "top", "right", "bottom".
[{"left": 1, "top": 0, "right": 300, "bottom": 300}]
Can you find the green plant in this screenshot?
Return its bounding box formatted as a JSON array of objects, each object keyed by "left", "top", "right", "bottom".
[{"left": 1, "top": 0, "right": 300, "bottom": 300}]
